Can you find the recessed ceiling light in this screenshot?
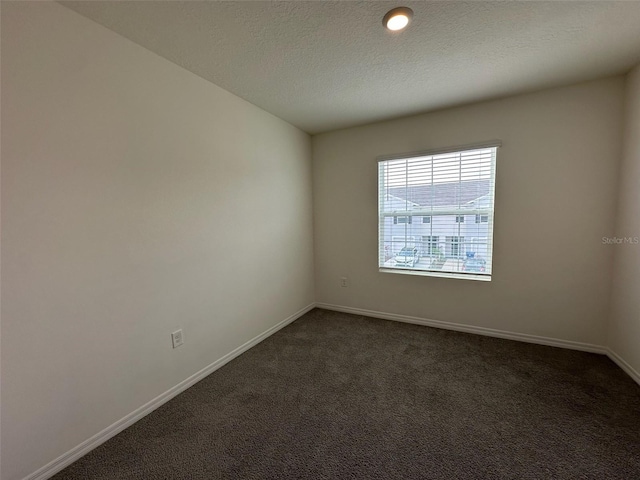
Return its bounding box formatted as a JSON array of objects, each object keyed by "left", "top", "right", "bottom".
[{"left": 383, "top": 7, "right": 413, "bottom": 32}]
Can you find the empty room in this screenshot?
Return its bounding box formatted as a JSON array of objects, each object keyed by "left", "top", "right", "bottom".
[{"left": 2, "top": 1, "right": 640, "bottom": 479}]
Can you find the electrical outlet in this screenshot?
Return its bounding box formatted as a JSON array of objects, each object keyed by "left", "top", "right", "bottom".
[
  {"left": 171, "top": 329, "right": 184, "bottom": 348},
  {"left": 340, "top": 277, "right": 348, "bottom": 287}
]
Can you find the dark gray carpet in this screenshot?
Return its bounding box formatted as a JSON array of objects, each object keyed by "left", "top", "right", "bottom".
[{"left": 53, "top": 308, "right": 640, "bottom": 479}]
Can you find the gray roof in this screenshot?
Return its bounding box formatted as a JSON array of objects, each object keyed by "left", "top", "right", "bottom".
[{"left": 388, "top": 179, "right": 491, "bottom": 207}]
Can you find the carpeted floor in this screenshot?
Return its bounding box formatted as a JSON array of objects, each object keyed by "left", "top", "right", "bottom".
[{"left": 53, "top": 308, "right": 640, "bottom": 479}]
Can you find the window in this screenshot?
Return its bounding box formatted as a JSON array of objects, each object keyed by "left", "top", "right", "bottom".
[
  {"left": 378, "top": 142, "right": 499, "bottom": 280},
  {"left": 394, "top": 216, "right": 412, "bottom": 224},
  {"left": 446, "top": 236, "right": 465, "bottom": 258},
  {"left": 421, "top": 235, "right": 439, "bottom": 255}
]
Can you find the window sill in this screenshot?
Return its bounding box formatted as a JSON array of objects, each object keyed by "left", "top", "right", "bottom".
[{"left": 379, "top": 268, "right": 492, "bottom": 282}]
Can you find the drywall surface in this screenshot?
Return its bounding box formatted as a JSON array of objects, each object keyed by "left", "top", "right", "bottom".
[
  {"left": 609, "top": 64, "right": 640, "bottom": 378},
  {"left": 313, "top": 78, "right": 624, "bottom": 347},
  {"left": 1, "top": 3, "right": 314, "bottom": 479}
]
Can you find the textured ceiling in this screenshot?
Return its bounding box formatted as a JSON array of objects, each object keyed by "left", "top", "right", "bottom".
[{"left": 60, "top": 1, "right": 640, "bottom": 134}]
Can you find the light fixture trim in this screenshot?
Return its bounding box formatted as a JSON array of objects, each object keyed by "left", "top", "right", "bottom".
[{"left": 383, "top": 7, "right": 414, "bottom": 31}]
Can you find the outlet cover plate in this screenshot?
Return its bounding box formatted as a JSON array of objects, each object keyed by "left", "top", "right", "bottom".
[{"left": 171, "top": 329, "right": 184, "bottom": 348}]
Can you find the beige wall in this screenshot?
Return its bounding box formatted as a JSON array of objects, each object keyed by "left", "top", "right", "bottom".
[
  {"left": 0, "top": 3, "right": 314, "bottom": 479},
  {"left": 313, "top": 78, "right": 624, "bottom": 346},
  {"left": 609, "top": 64, "right": 640, "bottom": 377}
]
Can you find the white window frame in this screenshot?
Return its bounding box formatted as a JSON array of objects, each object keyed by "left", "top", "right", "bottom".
[{"left": 377, "top": 140, "right": 500, "bottom": 281}]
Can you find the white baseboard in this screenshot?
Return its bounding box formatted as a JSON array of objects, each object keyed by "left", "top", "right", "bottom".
[
  {"left": 24, "top": 303, "right": 315, "bottom": 480},
  {"left": 607, "top": 348, "right": 640, "bottom": 386},
  {"left": 22, "top": 302, "right": 637, "bottom": 480},
  {"left": 316, "top": 303, "right": 607, "bottom": 354}
]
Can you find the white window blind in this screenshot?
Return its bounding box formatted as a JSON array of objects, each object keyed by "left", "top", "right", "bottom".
[{"left": 378, "top": 143, "right": 499, "bottom": 280}]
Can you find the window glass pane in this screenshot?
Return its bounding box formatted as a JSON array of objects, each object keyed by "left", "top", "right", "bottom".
[{"left": 378, "top": 145, "right": 497, "bottom": 278}]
